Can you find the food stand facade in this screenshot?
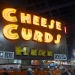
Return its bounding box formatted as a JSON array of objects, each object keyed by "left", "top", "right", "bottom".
[{"left": 0, "top": 4, "right": 68, "bottom": 62}]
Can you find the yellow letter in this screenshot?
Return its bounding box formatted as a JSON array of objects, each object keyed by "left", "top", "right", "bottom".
[
  {"left": 48, "top": 20, "right": 55, "bottom": 29},
  {"left": 31, "top": 49, "right": 38, "bottom": 56},
  {"left": 41, "top": 17, "right": 47, "bottom": 27},
  {"left": 54, "top": 34, "right": 61, "bottom": 44},
  {"left": 21, "top": 28, "right": 32, "bottom": 40},
  {"left": 33, "top": 15, "right": 40, "bottom": 26},
  {"left": 2, "top": 8, "right": 17, "bottom": 22},
  {"left": 56, "top": 21, "right": 62, "bottom": 30},
  {"left": 38, "top": 50, "right": 46, "bottom": 56},
  {"left": 44, "top": 32, "right": 53, "bottom": 43},
  {"left": 15, "top": 46, "right": 28, "bottom": 55},
  {"left": 21, "top": 13, "right": 31, "bottom": 24},
  {"left": 33, "top": 30, "right": 43, "bottom": 42},
  {"left": 3, "top": 24, "right": 19, "bottom": 40},
  {"left": 47, "top": 50, "right": 53, "bottom": 56}
]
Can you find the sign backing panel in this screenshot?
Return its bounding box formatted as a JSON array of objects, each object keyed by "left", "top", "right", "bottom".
[{"left": 0, "top": 4, "right": 68, "bottom": 60}]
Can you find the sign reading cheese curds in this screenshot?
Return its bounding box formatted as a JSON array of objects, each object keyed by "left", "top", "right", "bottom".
[
  {"left": 0, "top": 5, "right": 68, "bottom": 59},
  {"left": 2, "top": 8, "right": 62, "bottom": 44}
]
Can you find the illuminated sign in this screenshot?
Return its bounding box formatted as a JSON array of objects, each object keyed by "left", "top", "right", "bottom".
[
  {"left": 0, "top": 4, "right": 68, "bottom": 59},
  {"left": 15, "top": 46, "right": 53, "bottom": 57},
  {"left": 2, "top": 8, "right": 62, "bottom": 44}
]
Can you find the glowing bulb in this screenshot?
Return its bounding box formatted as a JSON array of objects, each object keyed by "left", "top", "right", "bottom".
[
  {"left": 3, "top": 24, "right": 19, "bottom": 40},
  {"left": 21, "top": 13, "right": 31, "bottom": 24},
  {"left": 33, "top": 15, "right": 40, "bottom": 26},
  {"left": 44, "top": 32, "right": 53, "bottom": 43},
  {"left": 2, "top": 8, "right": 17, "bottom": 22},
  {"left": 41, "top": 17, "right": 47, "bottom": 27},
  {"left": 21, "top": 28, "right": 32, "bottom": 40},
  {"left": 33, "top": 30, "right": 43, "bottom": 42},
  {"left": 54, "top": 34, "right": 61, "bottom": 44},
  {"left": 48, "top": 20, "right": 55, "bottom": 29},
  {"left": 56, "top": 21, "right": 62, "bottom": 30}
]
